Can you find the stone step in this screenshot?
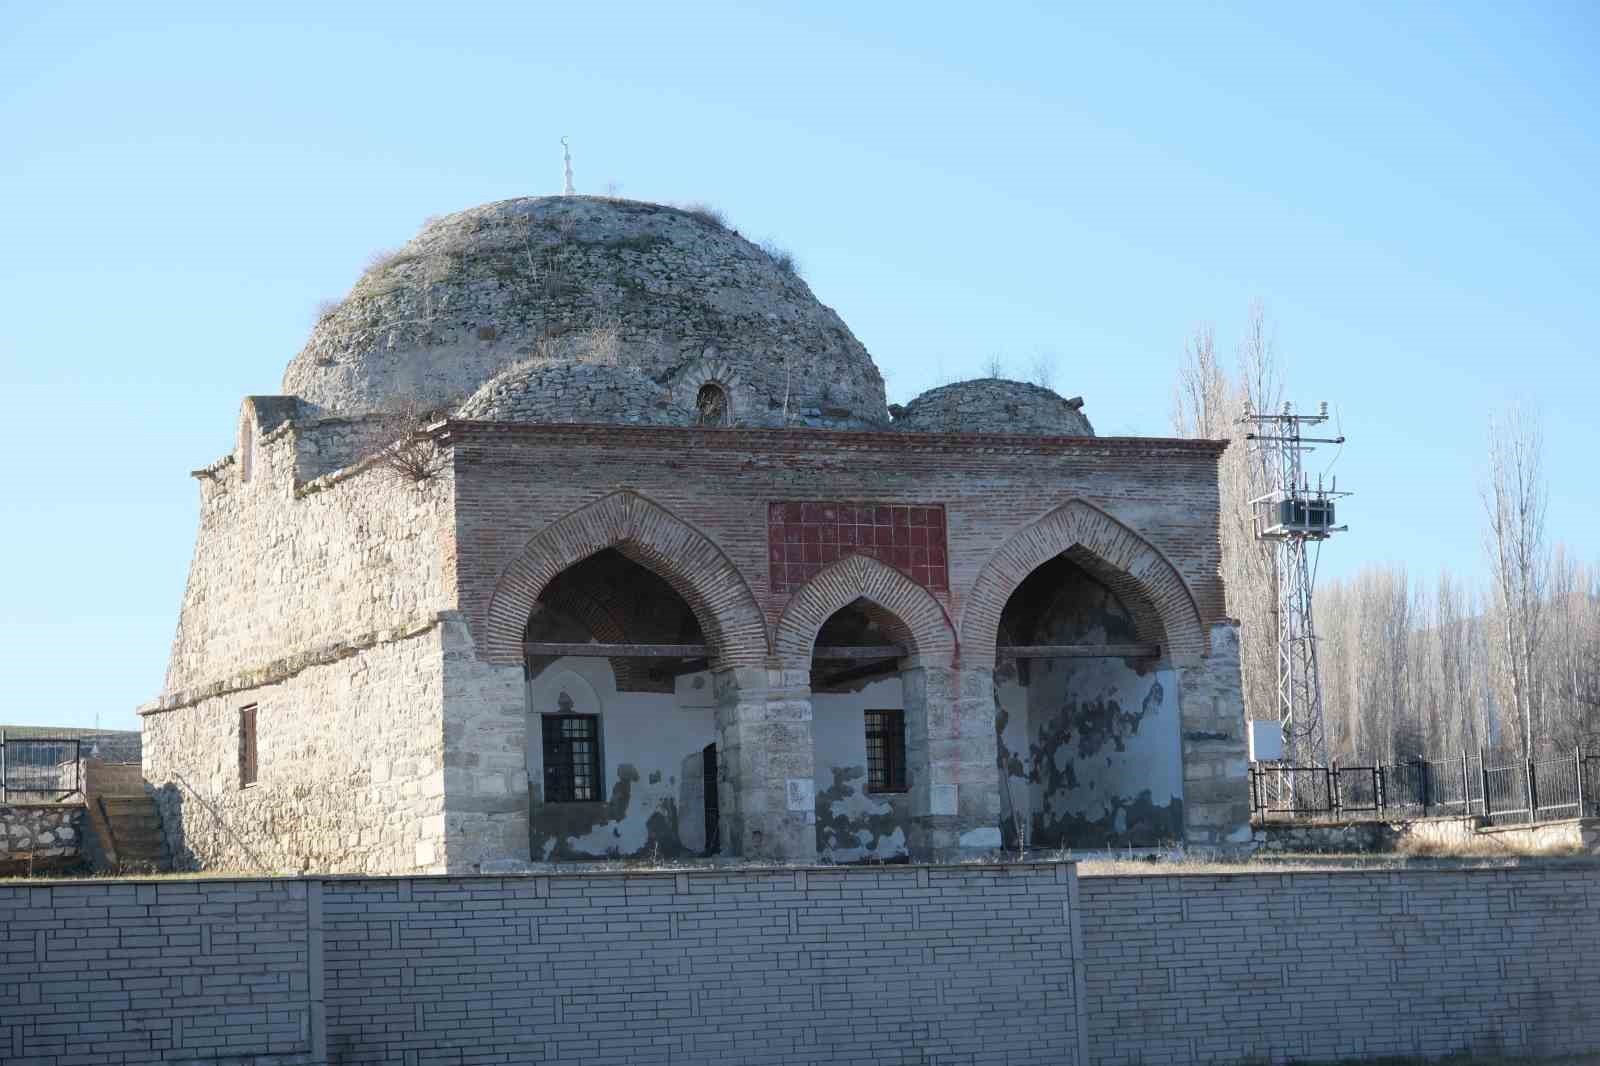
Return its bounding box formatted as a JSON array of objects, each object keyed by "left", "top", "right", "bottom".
[{"left": 92, "top": 793, "right": 169, "bottom": 871}]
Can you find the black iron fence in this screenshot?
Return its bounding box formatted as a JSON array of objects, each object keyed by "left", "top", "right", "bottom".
[
  {"left": 1251, "top": 747, "right": 1600, "bottom": 826},
  {"left": 0, "top": 735, "right": 82, "bottom": 801}
]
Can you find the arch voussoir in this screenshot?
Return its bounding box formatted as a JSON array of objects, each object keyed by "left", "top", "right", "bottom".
[
  {"left": 775, "top": 553, "right": 957, "bottom": 669},
  {"left": 485, "top": 491, "right": 769, "bottom": 668},
  {"left": 961, "top": 499, "right": 1207, "bottom": 665}
]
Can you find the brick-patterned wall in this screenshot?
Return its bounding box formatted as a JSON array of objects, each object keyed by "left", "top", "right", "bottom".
[
  {"left": 450, "top": 424, "right": 1227, "bottom": 659},
  {"left": 1079, "top": 867, "right": 1600, "bottom": 1064},
  {"left": 8, "top": 865, "right": 1600, "bottom": 1064},
  {"left": 319, "top": 864, "right": 1082, "bottom": 1065},
  {"left": 0, "top": 879, "right": 320, "bottom": 1064}
]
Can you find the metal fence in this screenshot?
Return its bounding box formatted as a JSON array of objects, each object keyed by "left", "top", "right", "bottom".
[
  {"left": 0, "top": 736, "right": 82, "bottom": 801},
  {"left": 1250, "top": 747, "right": 1600, "bottom": 826}
]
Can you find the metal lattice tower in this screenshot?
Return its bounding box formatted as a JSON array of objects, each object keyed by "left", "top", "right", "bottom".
[{"left": 1240, "top": 401, "right": 1349, "bottom": 768}]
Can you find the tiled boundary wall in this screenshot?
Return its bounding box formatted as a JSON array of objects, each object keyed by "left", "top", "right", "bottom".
[
  {"left": 1080, "top": 866, "right": 1600, "bottom": 1065},
  {"left": 0, "top": 879, "right": 319, "bottom": 1064},
  {"left": 4, "top": 864, "right": 1598, "bottom": 1065},
  {"left": 0, "top": 864, "right": 1084, "bottom": 1066}
]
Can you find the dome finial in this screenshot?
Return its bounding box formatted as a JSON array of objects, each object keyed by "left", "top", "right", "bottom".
[{"left": 561, "top": 137, "right": 575, "bottom": 196}]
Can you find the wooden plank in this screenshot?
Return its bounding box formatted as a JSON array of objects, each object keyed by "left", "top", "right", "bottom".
[
  {"left": 997, "top": 644, "right": 1160, "bottom": 659},
  {"left": 813, "top": 645, "right": 904, "bottom": 660},
  {"left": 524, "top": 642, "right": 708, "bottom": 658},
  {"left": 525, "top": 642, "right": 907, "bottom": 660}
]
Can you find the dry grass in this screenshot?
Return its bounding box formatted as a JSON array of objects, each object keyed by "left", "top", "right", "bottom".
[{"left": 674, "top": 201, "right": 727, "bottom": 230}]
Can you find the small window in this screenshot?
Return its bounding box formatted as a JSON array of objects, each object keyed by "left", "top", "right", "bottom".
[
  {"left": 695, "top": 383, "right": 730, "bottom": 426},
  {"left": 239, "top": 705, "right": 259, "bottom": 788},
  {"left": 542, "top": 713, "right": 601, "bottom": 802},
  {"left": 864, "top": 709, "right": 907, "bottom": 793}
]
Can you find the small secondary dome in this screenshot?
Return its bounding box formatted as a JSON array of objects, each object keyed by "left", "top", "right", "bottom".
[
  {"left": 892, "top": 379, "right": 1095, "bottom": 436},
  {"left": 457, "top": 360, "right": 678, "bottom": 427},
  {"left": 283, "top": 196, "right": 887, "bottom": 428}
]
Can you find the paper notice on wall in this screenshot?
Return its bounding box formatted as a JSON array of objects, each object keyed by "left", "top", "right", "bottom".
[
  {"left": 786, "top": 778, "right": 814, "bottom": 811},
  {"left": 930, "top": 784, "right": 958, "bottom": 815}
]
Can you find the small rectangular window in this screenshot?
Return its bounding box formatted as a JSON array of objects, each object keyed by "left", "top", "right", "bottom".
[
  {"left": 239, "top": 705, "right": 259, "bottom": 788},
  {"left": 865, "top": 709, "right": 907, "bottom": 793},
  {"left": 542, "top": 714, "right": 601, "bottom": 803}
]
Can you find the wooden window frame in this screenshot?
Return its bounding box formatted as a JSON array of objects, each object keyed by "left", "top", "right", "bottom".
[
  {"left": 239, "top": 705, "right": 259, "bottom": 788},
  {"left": 864, "top": 709, "right": 908, "bottom": 793},
  {"left": 541, "top": 713, "right": 602, "bottom": 804}
]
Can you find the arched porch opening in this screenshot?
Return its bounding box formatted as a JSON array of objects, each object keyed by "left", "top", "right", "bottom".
[
  {"left": 522, "top": 549, "right": 729, "bottom": 862},
  {"left": 807, "top": 598, "right": 919, "bottom": 863},
  {"left": 992, "top": 552, "right": 1183, "bottom": 851}
]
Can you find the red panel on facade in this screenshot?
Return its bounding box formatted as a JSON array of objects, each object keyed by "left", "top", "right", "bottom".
[{"left": 768, "top": 502, "right": 949, "bottom": 595}]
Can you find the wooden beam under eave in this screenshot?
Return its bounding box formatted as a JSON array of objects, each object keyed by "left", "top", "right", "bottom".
[
  {"left": 524, "top": 642, "right": 709, "bottom": 658},
  {"left": 997, "top": 644, "right": 1161, "bottom": 659},
  {"left": 523, "top": 642, "right": 909, "bottom": 660}
]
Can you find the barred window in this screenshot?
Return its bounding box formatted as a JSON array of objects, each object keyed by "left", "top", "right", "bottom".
[
  {"left": 239, "top": 705, "right": 258, "bottom": 788},
  {"left": 542, "top": 713, "right": 600, "bottom": 803},
  {"left": 864, "top": 709, "right": 907, "bottom": 793}
]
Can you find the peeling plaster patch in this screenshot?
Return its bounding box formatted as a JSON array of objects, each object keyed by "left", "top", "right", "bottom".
[
  {"left": 959, "top": 827, "right": 1001, "bottom": 849},
  {"left": 815, "top": 766, "right": 909, "bottom": 864},
  {"left": 1025, "top": 662, "right": 1184, "bottom": 849},
  {"left": 530, "top": 762, "right": 689, "bottom": 860}
]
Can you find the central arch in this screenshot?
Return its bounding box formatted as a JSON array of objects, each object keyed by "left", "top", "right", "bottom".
[
  {"left": 775, "top": 553, "right": 957, "bottom": 669},
  {"left": 484, "top": 490, "right": 769, "bottom": 668}
]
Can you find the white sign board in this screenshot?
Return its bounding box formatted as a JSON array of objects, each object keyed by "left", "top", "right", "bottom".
[
  {"left": 1248, "top": 720, "right": 1284, "bottom": 762},
  {"left": 785, "top": 778, "right": 814, "bottom": 812}
]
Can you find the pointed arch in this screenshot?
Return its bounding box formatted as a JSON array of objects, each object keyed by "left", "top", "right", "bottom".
[
  {"left": 484, "top": 491, "right": 769, "bottom": 668},
  {"left": 960, "top": 498, "right": 1207, "bottom": 665},
  {"left": 775, "top": 553, "right": 957, "bottom": 669}
]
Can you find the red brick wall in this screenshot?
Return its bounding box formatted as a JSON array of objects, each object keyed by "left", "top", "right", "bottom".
[{"left": 446, "top": 423, "right": 1227, "bottom": 659}]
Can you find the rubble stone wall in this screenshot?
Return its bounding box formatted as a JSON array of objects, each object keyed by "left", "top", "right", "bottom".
[
  {"left": 158, "top": 423, "right": 454, "bottom": 700},
  {"left": 0, "top": 803, "right": 81, "bottom": 865},
  {"left": 142, "top": 625, "right": 448, "bottom": 876}
]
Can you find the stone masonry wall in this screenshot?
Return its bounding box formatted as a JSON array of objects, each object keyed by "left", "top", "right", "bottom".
[
  {"left": 142, "top": 626, "right": 448, "bottom": 876},
  {"left": 159, "top": 421, "right": 453, "bottom": 701},
  {"left": 1079, "top": 866, "right": 1600, "bottom": 1064},
  {"left": 0, "top": 878, "right": 320, "bottom": 1064},
  {"left": 0, "top": 803, "right": 82, "bottom": 867}
]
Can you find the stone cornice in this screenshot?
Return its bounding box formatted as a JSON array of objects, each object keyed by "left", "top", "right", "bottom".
[{"left": 138, "top": 612, "right": 450, "bottom": 717}]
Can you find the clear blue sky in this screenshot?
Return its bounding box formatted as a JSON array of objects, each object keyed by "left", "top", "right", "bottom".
[{"left": 2, "top": 2, "right": 1596, "bottom": 731}]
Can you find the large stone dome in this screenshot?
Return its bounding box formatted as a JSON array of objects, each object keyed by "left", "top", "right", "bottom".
[{"left": 284, "top": 197, "right": 888, "bottom": 428}]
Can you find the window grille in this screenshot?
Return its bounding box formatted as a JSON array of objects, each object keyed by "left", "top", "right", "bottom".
[
  {"left": 864, "top": 709, "right": 907, "bottom": 793},
  {"left": 239, "top": 705, "right": 258, "bottom": 788},
  {"left": 543, "top": 714, "right": 601, "bottom": 802}
]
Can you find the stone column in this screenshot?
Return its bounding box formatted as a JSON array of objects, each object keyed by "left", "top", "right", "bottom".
[
  {"left": 904, "top": 665, "right": 1003, "bottom": 861},
  {"left": 1177, "top": 621, "right": 1252, "bottom": 848},
  {"left": 713, "top": 665, "right": 818, "bottom": 862}
]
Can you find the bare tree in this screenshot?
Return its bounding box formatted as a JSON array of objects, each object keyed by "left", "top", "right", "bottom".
[
  {"left": 1171, "top": 305, "right": 1284, "bottom": 728},
  {"left": 1481, "top": 403, "right": 1550, "bottom": 761},
  {"left": 357, "top": 398, "right": 449, "bottom": 483}
]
